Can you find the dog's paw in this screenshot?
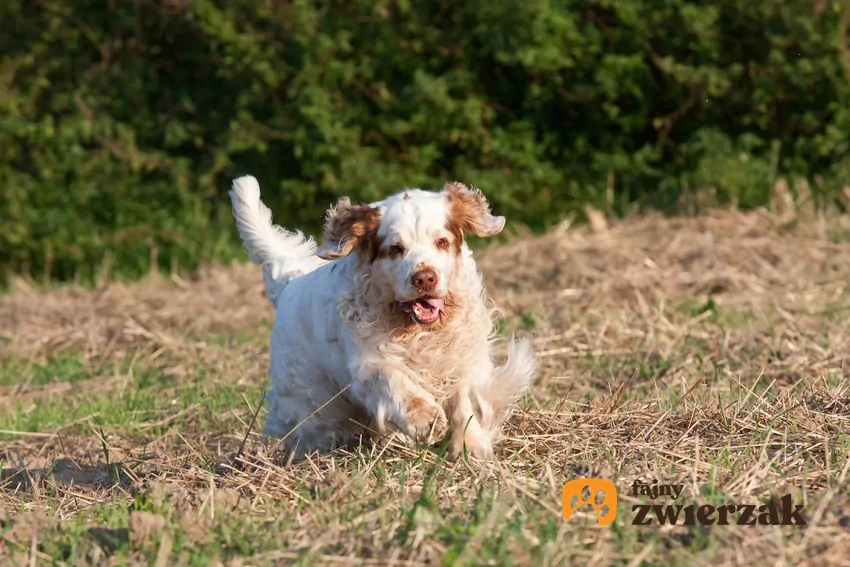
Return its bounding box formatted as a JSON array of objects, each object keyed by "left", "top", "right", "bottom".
[
  {"left": 398, "top": 396, "right": 447, "bottom": 443},
  {"left": 449, "top": 430, "right": 494, "bottom": 461}
]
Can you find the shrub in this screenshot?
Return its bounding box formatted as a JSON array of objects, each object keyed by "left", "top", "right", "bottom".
[{"left": 1, "top": 0, "right": 848, "bottom": 282}]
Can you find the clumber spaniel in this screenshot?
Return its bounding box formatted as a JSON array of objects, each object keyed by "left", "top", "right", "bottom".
[{"left": 229, "top": 176, "right": 537, "bottom": 460}]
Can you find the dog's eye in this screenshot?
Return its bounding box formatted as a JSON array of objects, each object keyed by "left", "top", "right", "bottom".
[
  {"left": 389, "top": 244, "right": 406, "bottom": 258},
  {"left": 435, "top": 238, "right": 450, "bottom": 250}
]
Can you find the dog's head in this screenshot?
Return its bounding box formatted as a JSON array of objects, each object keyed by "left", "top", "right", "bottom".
[{"left": 317, "top": 181, "right": 504, "bottom": 326}]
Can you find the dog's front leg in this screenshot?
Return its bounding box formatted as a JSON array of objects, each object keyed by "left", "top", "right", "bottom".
[
  {"left": 347, "top": 364, "right": 447, "bottom": 445},
  {"left": 446, "top": 356, "right": 498, "bottom": 460},
  {"left": 447, "top": 338, "right": 536, "bottom": 461},
  {"left": 447, "top": 384, "right": 495, "bottom": 461}
]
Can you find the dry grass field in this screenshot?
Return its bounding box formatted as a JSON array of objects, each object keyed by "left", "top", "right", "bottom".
[{"left": 2, "top": 206, "right": 849, "bottom": 566}]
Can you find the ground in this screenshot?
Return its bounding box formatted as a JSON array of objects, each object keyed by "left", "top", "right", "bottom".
[{"left": 1, "top": 207, "right": 849, "bottom": 566}]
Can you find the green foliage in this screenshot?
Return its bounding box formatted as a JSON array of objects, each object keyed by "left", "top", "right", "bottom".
[{"left": 1, "top": 0, "right": 849, "bottom": 282}]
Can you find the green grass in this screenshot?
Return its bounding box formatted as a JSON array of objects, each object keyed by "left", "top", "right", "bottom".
[
  {"left": 0, "top": 354, "right": 266, "bottom": 440},
  {"left": 2, "top": 208, "right": 850, "bottom": 566},
  {"left": 0, "top": 354, "right": 95, "bottom": 387}
]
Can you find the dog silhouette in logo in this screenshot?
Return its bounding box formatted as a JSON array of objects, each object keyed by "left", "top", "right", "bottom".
[{"left": 562, "top": 478, "right": 617, "bottom": 526}]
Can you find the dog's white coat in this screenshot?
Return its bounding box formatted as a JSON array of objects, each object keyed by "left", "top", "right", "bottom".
[{"left": 229, "top": 175, "right": 537, "bottom": 459}]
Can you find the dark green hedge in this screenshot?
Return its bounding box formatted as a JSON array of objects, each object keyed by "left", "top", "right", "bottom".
[{"left": 2, "top": 0, "right": 849, "bottom": 283}]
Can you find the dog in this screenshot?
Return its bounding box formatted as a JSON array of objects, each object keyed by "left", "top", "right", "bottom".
[{"left": 229, "top": 176, "right": 537, "bottom": 460}]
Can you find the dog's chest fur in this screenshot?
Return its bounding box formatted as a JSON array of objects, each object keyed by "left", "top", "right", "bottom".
[{"left": 338, "top": 289, "right": 492, "bottom": 397}]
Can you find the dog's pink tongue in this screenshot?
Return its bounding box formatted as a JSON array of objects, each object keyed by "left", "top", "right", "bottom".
[{"left": 421, "top": 298, "right": 445, "bottom": 312}]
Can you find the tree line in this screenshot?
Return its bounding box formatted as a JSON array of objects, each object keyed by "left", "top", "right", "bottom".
[{"left": 2, "top": 0, "right": 848, "bottom": 283}]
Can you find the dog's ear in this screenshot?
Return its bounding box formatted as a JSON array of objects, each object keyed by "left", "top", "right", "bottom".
[
  {"left": 443, "top": 181, "right": 505, "bottom": 238},
  {"left": 316, "top": 198, "right": 383, "bottom": 261}
]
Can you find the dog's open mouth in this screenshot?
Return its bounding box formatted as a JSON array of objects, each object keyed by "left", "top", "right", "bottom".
[{"left": 399, "top": 297, "right": 445, "bottom": 325}]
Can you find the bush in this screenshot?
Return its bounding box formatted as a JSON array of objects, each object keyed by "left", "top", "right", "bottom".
[{"left": 1, "top": 0, "right": 849, "bottom": 283}]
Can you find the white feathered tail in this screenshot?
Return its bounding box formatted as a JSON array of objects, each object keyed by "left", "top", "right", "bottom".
[{"left": 228, "top": 175, "right": 326, "bottom": 307}]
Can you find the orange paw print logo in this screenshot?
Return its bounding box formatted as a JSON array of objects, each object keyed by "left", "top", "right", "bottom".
[{"left": 562, "top": 478, "right": 617, "bottom": 526}]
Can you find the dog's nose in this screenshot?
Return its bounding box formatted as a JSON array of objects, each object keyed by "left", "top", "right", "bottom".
[{"left": 411, "top": 269, "right": 438, "bottom": 292}]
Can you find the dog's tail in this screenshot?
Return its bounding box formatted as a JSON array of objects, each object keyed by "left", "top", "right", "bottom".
[
  {"left": 478, "top": 336, "right": 537, "bottom": 433},
  {"left": 229, "top": 175, "right": 325, "bottom": 307}
]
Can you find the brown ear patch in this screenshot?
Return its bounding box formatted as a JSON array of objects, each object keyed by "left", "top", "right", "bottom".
[
  {"left": 443, "top": 181, "right": 506, "bottom": 248},
  {"left": 317, "top": 198, "right": 383, "bottom": 261}
]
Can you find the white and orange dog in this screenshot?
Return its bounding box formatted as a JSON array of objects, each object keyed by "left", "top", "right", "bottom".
[{"left": 229, "top": 176, "right": 536, "bottom": 460}]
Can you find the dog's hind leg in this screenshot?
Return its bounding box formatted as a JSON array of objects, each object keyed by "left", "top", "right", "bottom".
[{"left": 264, "top": 354, "right": 366, "bottom": 457}]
